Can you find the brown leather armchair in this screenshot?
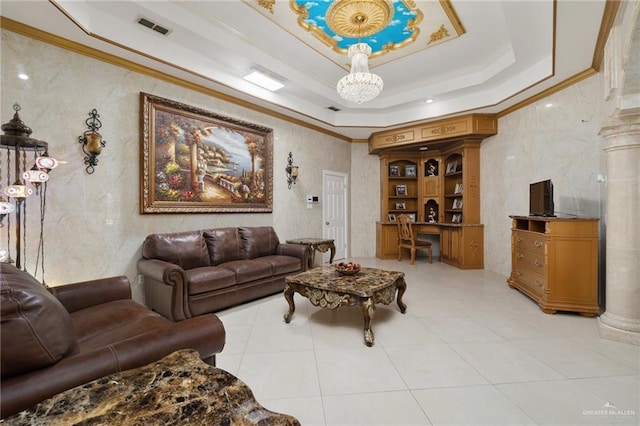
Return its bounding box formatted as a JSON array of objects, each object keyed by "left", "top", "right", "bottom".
[{"left": 0, "top": 263, "right": 225, "bottom": 418}]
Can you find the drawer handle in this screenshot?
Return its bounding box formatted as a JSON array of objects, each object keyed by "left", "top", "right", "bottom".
[
  {"left": 516, "top": 253, "right": 524, "bottom": 260},
  {"left": 517, "top": 270, "right": 523, "bottom": 277},
  {"left": 534, "top": 240, "right": 543, "bottom": 248},
  {"left": 535, "top": 279, "right": 543, "bottom": 288},
  {"left": 517, "top": 237, "right": 523, "bottom": 243},
  {"left": 534, "top": 260, "right": 543, "bottom": 268}
]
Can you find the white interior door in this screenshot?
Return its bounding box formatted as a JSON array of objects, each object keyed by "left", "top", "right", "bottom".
[{"left": 323, "top": 170, "right": 348, "bottom": 262}]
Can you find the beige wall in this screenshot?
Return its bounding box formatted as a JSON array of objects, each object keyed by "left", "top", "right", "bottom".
[
  {"left": 1, "top": 30, "right": 351, "bottom": 302},
  {"left": 480, "top": 75, "right": 607, "bottom": 276}
]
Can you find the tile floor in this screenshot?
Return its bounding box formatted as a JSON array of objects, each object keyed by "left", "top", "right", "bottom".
[{"left": 215, "top": 258, "right": 640, "bottom": 426}]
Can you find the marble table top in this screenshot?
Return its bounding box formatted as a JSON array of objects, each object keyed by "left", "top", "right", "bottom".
[
  {"left": 286, "top": 237, "right": 334, "bottom": 245},
  {"left": 285, "top": 266, "right": 404, "bottom": 297},
  {"left": 5, "top": 350, "right": 300, "bottom": 426}
]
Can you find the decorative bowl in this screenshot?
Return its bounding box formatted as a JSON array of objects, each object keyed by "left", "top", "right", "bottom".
[{"left": 333, "top": 262, "right": 361, "bottom": 276}]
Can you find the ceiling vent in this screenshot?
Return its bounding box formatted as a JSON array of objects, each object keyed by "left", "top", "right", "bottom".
[
  {"left": 137, "top": 17, "right": 171, "bottom": 36},
  {"left": 327, "top": 106, "right": 341, "bottom": 112}
]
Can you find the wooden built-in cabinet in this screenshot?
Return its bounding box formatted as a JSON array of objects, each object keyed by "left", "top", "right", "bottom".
[
  {"left": 372, "top": 114, "right": 497, "bottom": 270},
  {"left": 507, "top": 216, "right": 600, "bottom": 316},
  {"left": 376, "top": 140, "right": 485, "bottom": 269},
  {"left": 440, "top": 224, "right": 484, "bottom": 269}
]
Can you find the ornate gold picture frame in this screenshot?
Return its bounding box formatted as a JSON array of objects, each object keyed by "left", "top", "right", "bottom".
[{"left": 140, "top": 93, "right": 273, "bottom": 213}]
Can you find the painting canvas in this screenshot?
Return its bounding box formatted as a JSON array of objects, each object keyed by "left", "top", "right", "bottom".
[{"left": 140, "top": 93, "right": 273, "bottom": 213}]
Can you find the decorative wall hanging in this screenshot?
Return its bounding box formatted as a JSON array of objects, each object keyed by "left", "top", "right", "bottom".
[{"left": 140, "top": 93, "right": 273, "bottom": 213}]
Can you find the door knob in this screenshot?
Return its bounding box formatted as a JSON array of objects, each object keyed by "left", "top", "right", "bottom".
[{"left": 326, "top": 221, "right": 329, "bottom": 225}]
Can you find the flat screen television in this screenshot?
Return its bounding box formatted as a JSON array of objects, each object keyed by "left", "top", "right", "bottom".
[{"left": 529, "top": 179, "right": 555, "bottom": 217}]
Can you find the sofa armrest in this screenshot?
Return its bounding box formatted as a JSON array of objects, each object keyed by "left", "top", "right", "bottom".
[
  {"left": 276, "top": 243, "right": 311, "bottom": 271},
  {"left": 137, "top": 258, "right": 190, "bottom": 321},
  {"left": 0, "top": 314, "right": 225, "bottom": 418},
  {"left": 49, "top": 276, "right": 132, "bottom": 313}
]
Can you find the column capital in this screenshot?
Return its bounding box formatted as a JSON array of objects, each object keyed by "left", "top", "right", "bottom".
[{"left": 600, "top": 113, "right": 640, "bottom": 151}]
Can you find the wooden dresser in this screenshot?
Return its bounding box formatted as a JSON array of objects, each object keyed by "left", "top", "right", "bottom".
[{"left": 507, "top": 215, "right": 600, "bottom": 316}]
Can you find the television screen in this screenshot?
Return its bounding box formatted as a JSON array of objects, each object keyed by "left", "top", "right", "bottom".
[{"left": 529, "top": 180, "right": 555, "bottom": 216}]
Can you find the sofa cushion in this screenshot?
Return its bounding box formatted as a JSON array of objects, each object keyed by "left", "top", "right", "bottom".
[
  {"left": 142, "top": 231, "right": 210, "bottom": 269},
  {"left": 258, "top": 255, "right": 302, "bottom": 276},
  {"left": 0, "top": 264, "right": 77, "bottom": 378},
  {"left": 239, "top": 227, "right": 279, "bottom": 259},
  {"left": 70, "top": 299, "right": 158, "bottom": 345},
  {"left": 186, "top": 267, "right": 237, "bottom": 295},
  {"left": 219, "top": 260, "right": 272, "bottom": 284},
  {"left": 203, "top": 228, "right": 245, "bottom": 265}
]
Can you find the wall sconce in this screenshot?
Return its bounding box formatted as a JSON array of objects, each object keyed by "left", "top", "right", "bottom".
[
  {"left": 78, "top": 109, "right": 106, "bottom": 174},
  {"left": 285, "top": 152, "right": 298, "bottom": 189}
]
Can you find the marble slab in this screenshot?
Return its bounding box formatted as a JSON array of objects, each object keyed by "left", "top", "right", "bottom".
[{"left": 5, "top": 350, "right": 300, "bottom": 426}]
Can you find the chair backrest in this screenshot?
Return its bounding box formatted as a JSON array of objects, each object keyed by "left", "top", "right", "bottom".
[{"left": 396, "top": 214, "right": 415, "bottom": 243}]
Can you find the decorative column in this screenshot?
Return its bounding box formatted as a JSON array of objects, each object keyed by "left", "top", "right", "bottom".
[{"left": 598, "top": 114, "right": 640, "bottom": 345}]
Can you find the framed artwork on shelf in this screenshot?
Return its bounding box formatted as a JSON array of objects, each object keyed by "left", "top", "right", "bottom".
[
  {"left": 389, "top": 165, "right": 400, "bottom": 176},
  {"left": 425, "top": 159, "right": 438, "bottom": 177},
  {"left": 140, "top": 92, "right": 273, "bottom": 214},
  {"left": 404, "top": 165, "right": 417, "bottom": 177},
  {"left": 395, "top": 202, "right": 406, "bottom": 210},
  {"left": 446, "top": 161, "right": 458, "bottom": 174},
  {"left": 452, "top": 198, "right": 463, "bottom": 209},
  {"left": 388, "top": 213, "right": 397, "bottom": 223},
  {"left": 452, "top": 214, "right": 462, "bottom": 223},
  {"left": 454, "top": 182, "right": 463, "bottom": 194},
  {"left": 395, "top": 185, "right": 407, "bottom": 196},
  {"left": 407, "top": 213, "right": 416, "bottom": 222}
]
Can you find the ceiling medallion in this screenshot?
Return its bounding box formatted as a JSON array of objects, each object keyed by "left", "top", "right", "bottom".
[
  {"left": 290, "top": 0, "right": 422, "bottom": 59},
  {"left": 326, "top": 0, "right": 394, "bottom": 39}
]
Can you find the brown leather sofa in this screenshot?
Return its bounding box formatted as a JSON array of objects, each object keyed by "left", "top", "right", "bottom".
[
  {"left": 0, "top": 263, "right": 225, "bottom": 419},
  {"left": 138, "top": 226, "right": 310, "bottom": 321}
]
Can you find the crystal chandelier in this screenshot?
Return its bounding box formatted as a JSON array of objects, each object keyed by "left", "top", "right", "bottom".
[{"left": 337, "top": 42, "right": 384, "bottom": 104}]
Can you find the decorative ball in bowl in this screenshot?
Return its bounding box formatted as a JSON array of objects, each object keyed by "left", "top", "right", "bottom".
[{"left": 333, "top": 262, "right": 361, "bottom": 276}]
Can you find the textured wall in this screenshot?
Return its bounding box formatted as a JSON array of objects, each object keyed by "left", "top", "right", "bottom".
[
  {"left": 0, "top": 30, "right": 351, "bottom": 302},
  {"left": 480, "top": 75, "right": 607, "bottom": 276}
]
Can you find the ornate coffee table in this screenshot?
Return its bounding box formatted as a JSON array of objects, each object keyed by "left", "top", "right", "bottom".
[{"left": 283, "top": 266, "right": 406, "bottom": 346}]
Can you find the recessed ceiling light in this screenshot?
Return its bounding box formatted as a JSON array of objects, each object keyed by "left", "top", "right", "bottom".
[
  {"left": 545, "top": 102, "right": 553, "bottom": 108},
  {"left": 419, "top": 147, "right": 429, "bottom": 151},
  {"left": 244, "top": 70, "right": 284, "bottom": 92},
  {"left": 18, "top": 73, "right": 29, "bottom": 80},
  {"left": 425, "top": 98, "right": 434, "bottom": 104}
]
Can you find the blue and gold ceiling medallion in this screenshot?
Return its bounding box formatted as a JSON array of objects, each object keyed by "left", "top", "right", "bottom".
[{"left": 291, "top": 0, "right": 423, "bottom": 59}]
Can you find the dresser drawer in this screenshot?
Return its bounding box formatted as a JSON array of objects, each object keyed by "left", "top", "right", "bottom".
[
  {"left": 514, "top": 232, "right": 547, "bottom": 255},
  {"left": 515, "top": 250, "right": 546, "bottom": 274},
  {"left": 513, "top": 268, "right": 545, "bottom": 296}
]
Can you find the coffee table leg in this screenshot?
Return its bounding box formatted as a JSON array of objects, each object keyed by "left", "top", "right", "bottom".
[
  {"left": 362, "top": 298, "right": 375, "bottom": 346},
  {"left": 283, "top": 284, "right": 295, "bottom": 323},
  {"left": 396, "top": 277, "right": 407, "bottom": 313}
]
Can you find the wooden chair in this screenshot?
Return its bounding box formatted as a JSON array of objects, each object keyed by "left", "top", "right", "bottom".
[{"left": 396, "top": 214, "right": 433, "bottom": 265}]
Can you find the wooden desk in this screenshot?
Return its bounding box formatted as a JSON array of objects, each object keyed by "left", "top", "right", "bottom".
[{"left": 376, "top": 221, "right": 484, "bottom": 269}]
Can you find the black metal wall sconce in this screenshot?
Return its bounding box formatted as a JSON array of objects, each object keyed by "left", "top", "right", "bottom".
[
  {"left": 78, "top": 109, "right": 106, "bottom": 174},
  {"left": 285, "top": 152, "right": 299, "bottom": 189}
]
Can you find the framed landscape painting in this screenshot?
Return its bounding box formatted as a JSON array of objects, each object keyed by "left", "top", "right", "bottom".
[{"left": 140, "top": 93, "right": 273, "bottom": 213}]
